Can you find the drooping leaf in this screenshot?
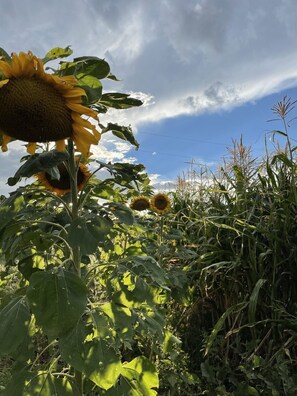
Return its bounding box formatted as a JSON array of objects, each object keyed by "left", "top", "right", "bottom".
[
  {"left": 59, "top": 318, "right": 121, "bottom": 390},
  {"left": 101, "top": 123, "right": 139, "bottom": 149},
  {"left": 8, "top": 151, "right": 69, "bottom": 186},
  {"left": 26, "top": 269, "right": 88, "bottom": 339},
  {"left": 99, "top": 92, "right": 143, "bottom": 109},
  {"left": 0, "top": 297, "right": 31, "bottom": 355}
]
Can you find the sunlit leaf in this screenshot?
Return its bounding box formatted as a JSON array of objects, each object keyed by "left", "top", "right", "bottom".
[
  {"left": 24, "top": 372, "right": 79, "bottom": 395},
  {"left": 59, "top": 317, "right": 121, "bottom": 390},
  {"left": 78, "top": 74, "right": 102, "bottom": 104},
  {"left": 43, "top": 46, "right": 73, "bottom": 63},
  {"left": 121, "top": 356, "right": 159, "bottom": 396},
  {"left": 26, "top": 269, "right": 88, "bottom": 339}
]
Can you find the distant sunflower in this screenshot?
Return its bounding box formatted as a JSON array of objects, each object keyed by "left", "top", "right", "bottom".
[
  {"left": 130, "top": 196, "right": 151, "bottom": 211},
  {"left": 0, "top": 51, "right": 100, "bottom": 155},
  {"left": 150, "top": 193, "right": 171, "bottom": 214},
  {"left": 35, "top": 161, "right": 91, "bottom": 196}
]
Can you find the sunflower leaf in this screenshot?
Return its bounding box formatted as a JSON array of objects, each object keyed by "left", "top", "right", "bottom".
[
  {"left": 0, "top": 297, "right": 31, "bottom": 356},
  {"left": 8, "top": 151, "right": 69, "bottom": 185},
  {"left": 59, "top": 317, "right": 121, "bottom": 390},
  {"left": 43, "top": 46, "right": 73, "bottom": 64},
  {"left": 101, "top": 123, "right": 139, "bottom": 149},
  {"left": 60, "top": 57, "right": 110, "bottom": 80},
  {"left": 78, "top": 74, "right": 103, "bottom": 104},
  {"left": 67, "top": 216, "right": 113, "bottom": 255},
  {"left": 26, "top": 269, "right": 88, "bottom": 339},
  {"left": 0, "top": 48, "right": 11, "bottom": 63},
  {"left": 100, "top": 92, "right": 143, "bottom": 109}
]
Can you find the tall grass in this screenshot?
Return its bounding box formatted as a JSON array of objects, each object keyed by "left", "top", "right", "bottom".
[{"left": 171, "top": 97, "right": 297, "bottom": 394}]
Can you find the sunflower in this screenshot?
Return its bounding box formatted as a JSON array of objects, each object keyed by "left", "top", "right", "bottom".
[
  {"left": 0, "top": 51, "right": 100, "bottom": 155},
  {"left": 150, "top": 193, "right": 171, "bottom": 214},
  {"left": 35, "top": 160, "right": 91, "bottom": 196},
  {"left": 130, "top": 196, "right": 151, "bottom": 211}
]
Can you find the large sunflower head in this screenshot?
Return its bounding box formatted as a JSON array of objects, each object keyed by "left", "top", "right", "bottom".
[
  {"left": 0, "top": 51, "right": 100, "bottom": 155},
  {"left": 35, "top": 160, "right": 91, "bottom": 196},
  {"left": 150, "top": 193, "right": 171, "bottom": 214},
  {"left": 130, "top": 196, "right": 151, "bottom": 211}
]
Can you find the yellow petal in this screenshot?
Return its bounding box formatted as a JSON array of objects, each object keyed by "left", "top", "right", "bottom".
[
  {"left": 66, "top": 102, "right": 98, "bottom": 119},
  {"left": 1, "top": 134, "right": 11, "bottom": 152},
  {"left": 26, "top": 142, "right": 37, "bottom": 154},
  {"left": 0, "top": 79, "right": 9, "bottom": 88},
  {"left": 55, "top": 139, "right": 66, "bottom": 152}
]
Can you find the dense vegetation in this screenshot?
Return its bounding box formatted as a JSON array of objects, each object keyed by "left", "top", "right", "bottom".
[{"left": 0, "top": 47, "right": 297, "bottom": 395}]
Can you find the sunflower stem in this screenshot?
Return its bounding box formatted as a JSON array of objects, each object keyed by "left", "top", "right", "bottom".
[
  {"left": 67, "top": 139, "right": 81, "bottom": 278},
  {"left": 67, "top": 139, "right": 83, "bottom": 395}
]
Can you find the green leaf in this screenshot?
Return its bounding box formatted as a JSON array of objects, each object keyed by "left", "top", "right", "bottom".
[
  {"left": 121, "top": 356, "right": 159, "bottom": 396},
  {"left": 26, "top": 269, "right": 88, "bottom": 339},
  {"left": 8, "top": 151, "right": 69, "bottom": 185},
  {"left": 248, "top": 279, "right": 266, "bottom": 324},
  {"left": 101, "top": 123, "right": 139, "bottom": 149},
  {"left": 24, "top": 372, "right": 79, "bottom": 395},
  {"left": 99, "top": 302, "right": 134, "bottom": 342},
  {"left": 43, "top": 46, "right": 73, "bottom": 64},
  {"left": 60, "top": 56, "right": 110, "bottom": 80},
  {"left": 0, "top": 47, "right": 11, "bottom": 62},
  {"left": 74, "top": 56, "right": 110, "bottom": 79},
  {"left": 100, "top": 92, "right": 143, "bottom": 109},
  {"left": 67, "top": 216, "right": 112, "bottom": 255},
  {"left": 0, "top": 297, "right": 31, "bottom": 355},
  {"left": 204, "top": 302, "right": 248, "bottom": 356},
  {"left": 108, "top": 202, "right": 134, "bottom": 225},
  {"left": 0, "top": 192, "right": 25, "bottom": 233},
  {"left": 59, "top": 318, "right": 121, "bottom": 390},
  {"left": 78, "top": 74, "right": 102, "bottom": 104}
]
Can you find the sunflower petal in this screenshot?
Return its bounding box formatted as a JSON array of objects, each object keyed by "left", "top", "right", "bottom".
[
  {"left": 0, "top": 79, "right": 9, "bottom": 88},
  {"left": 55, "top": 139, "right": 66, "bottom": 152},
  {"left": 1, "top": 134, "right": 11, "bottom": 152},
  {"left": 26, "top": 142, "right": 37, "bottom": 154}
]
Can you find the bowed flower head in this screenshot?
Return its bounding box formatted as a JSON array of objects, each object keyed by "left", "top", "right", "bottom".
[
  {"left": 35, "top": 161, "right": 91, "bottom": 196},
  {"left": 130, "top": 196, "right": 151, "bottom": 211},
  {"left": 0, "top": 51, "right": 100, "bottom": 155}
]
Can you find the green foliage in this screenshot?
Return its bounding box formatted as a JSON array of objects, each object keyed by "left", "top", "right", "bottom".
[
  {"left": 0, "top": 297, "right": 31, "bottom": 356},
  {"left": 27, "top": 269, "right": 88, "bottom": 339}
]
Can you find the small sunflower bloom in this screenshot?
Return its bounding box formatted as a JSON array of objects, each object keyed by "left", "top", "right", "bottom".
[
  {"left": 35, "top": 161, "right": 91, "bottom": 196},
  {"left": 130, "top": 196, "right": 151, "bottom": 211},
  {"left": 0, "top": 51, "right": 100, "bottom": 155},
  {"left": 150, "top": 193, "right": 171, "bottom": 214}
]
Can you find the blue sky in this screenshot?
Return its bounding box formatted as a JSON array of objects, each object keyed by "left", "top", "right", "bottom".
[{"left": 1, "top": 0, "right": 297, "bottom": 194}]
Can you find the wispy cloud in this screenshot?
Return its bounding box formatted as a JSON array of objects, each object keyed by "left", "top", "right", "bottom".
[{"left": 1, "top": 0, "right": 297, "bottom": 194}]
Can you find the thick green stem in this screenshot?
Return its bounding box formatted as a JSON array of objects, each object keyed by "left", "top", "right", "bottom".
[
  {"left": 68, "top": 139, "right": 81, "bottom": 278},
  {"left": 67, "top": 139, "right": 83, "bottom": 394}
]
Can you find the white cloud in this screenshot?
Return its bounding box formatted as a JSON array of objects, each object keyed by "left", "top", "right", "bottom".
[{"left": 1, "top": 0, "right": 297, "bottom": 194}]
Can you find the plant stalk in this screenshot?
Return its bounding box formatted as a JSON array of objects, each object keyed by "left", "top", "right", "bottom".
[{"left": 67, "top": 139, "right": 83, "bottom": 394}]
